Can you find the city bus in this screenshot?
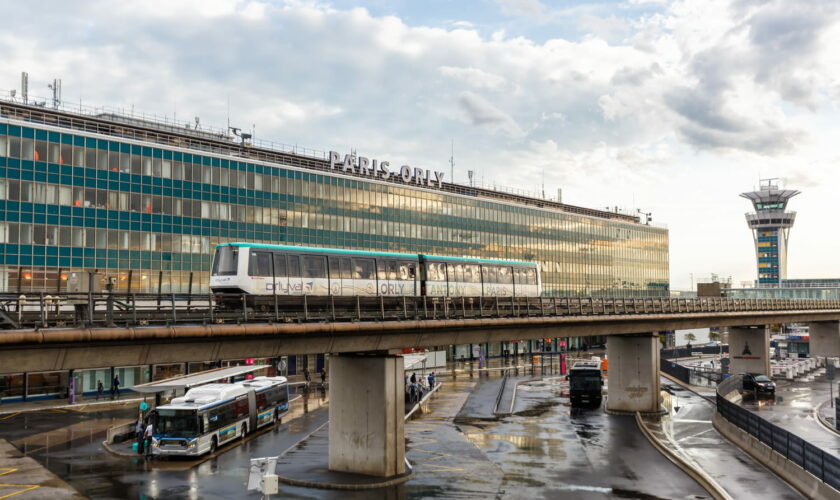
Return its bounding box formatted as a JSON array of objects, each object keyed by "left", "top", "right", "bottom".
[
  {"left": 152, "top": 376, "right": 289, "bottom": 457},
  {"left": 568, "top": 361, "right": 603, "bottom": 408}
]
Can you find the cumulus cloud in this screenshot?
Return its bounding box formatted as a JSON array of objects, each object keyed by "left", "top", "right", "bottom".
[
  {"left": 458, "top": 92, "right": 524, "bottom": 137},
  {"left": 439, "top": 66, "right": 508, "bottom": 90},
  {"left": 494, "top": 0, "right": 546, "bottom": 18}
]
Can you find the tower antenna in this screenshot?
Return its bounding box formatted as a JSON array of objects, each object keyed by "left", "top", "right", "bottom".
[{"left": 449, "top": 139, "right": 454, "bottom": 184}]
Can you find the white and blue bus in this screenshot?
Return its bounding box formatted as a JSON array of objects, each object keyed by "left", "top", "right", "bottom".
[
  {"left": 210, "top": 243, "right": 540, "bottom": 304},
  {"left": 152, "top": 376, "right": 289, "bottom": 457}
]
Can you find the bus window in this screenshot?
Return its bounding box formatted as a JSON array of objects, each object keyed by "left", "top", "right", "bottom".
[
  {"left": 303, "top": 255, "right": 327, "bottom": 279},
  {"left": 329, "top": 257, "right": 340, "bottom": 279},
  {"left": 341, "top": 258, "right": 352, "bottom": 279},
  {"left": 211, "top": 246, "right": 238, "bottom": 276},
  {"left": 249, "top": 252, "right": 272, "bottom": 277},
  {"left": 352, "top": 258, "right": 375, "bottom": 280},
  {"left": 288, "top": 255, "right": 301, "bottom": 277},
  {"left": 273, "top": 253, "right": 287, "bottom": 277}
]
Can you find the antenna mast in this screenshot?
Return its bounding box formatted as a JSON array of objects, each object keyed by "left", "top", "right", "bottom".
[{"left": 449, "top": 139, "right": 454, "bottom": 184}]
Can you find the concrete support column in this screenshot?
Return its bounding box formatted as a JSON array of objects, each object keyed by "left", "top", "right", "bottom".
[
  {"left": 607, "top": 333, "right": 659, "bottom": 413},
  {"left": 729, "top": 326, "right": 770, "bottom": 376},
  {"left": 328, "top": 354, "right": 405, "bottom": 477},
  {"left": 807, "top": 321, "right": 840, "bottom": 358}
]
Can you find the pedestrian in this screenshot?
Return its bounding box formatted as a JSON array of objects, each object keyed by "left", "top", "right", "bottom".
[
  {"left": 144, "top": 420, "right": 154, "bottom": 458},
  {"left": 410, "top": 372, "right": 417, "bottom": 384},
  {"left": 303, "top": 368, "right": 311, "bottom": 387},
  {"left": 428, "top": 372, "right": 436, "bottom": 389},
  {"left": 320, "top": 369, "right": 326, "bottom": 386},
  {"left": 96, "top": 380, "right": 104, "bottom": 401},
  {"left": 68, "top": 376, "right": 76, "bottom": 405},
  {"left": 112, "top": 374, "right": 121, "bottom": 400},
  {"left": 135, "top": 420, "right": 145, "bottom": 455}
]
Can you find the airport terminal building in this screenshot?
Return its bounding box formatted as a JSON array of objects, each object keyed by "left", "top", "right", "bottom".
[
  {"left": 0, "top": 97, "right": 670, "bottom": 400},
  {"left": 0, "top": 98, "right": 669, "bottom": 298}
]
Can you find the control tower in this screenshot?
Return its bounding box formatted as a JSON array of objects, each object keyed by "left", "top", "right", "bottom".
[{"left": 740, "top": 179, "right": 800, "bottom": 287}]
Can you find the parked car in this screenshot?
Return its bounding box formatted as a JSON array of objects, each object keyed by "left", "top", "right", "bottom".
[{"left": 740, "top": 372, "right": 775, "bottom": 398}]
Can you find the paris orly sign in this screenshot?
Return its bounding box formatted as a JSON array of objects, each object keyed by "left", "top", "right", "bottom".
[{"left": 329, "top": 151, "right": 446, "bottom": 189}]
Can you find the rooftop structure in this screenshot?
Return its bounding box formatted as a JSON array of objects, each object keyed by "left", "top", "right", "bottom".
[{"left": 741, "top": 179, "right": 800, "bottom": 287}]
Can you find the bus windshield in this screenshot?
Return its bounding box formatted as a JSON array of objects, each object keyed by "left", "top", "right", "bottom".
[
  {"left": 570, "top": 373, "right": 601, "bottom": 391},
  {"left": 212, "top": 246, "right": 238, "bottom": 276},
  {"left": 157, "top": 409, "right": 199, "bottom": 438}
]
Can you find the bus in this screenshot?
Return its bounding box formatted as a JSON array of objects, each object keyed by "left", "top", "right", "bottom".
[
  {"left": 568, "top": 361, "right": 603, "bottom": 408},
  {"left": 152, "top": 376, "right": 289, "bottom": 457}
]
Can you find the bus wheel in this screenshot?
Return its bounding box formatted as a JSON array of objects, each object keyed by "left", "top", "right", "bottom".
[{"left": 210, "top": 436, "right": 218, "bottom": 454}]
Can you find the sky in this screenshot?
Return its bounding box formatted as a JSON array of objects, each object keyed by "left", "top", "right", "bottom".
[{"left": 2, "top": 0, "right": 839, "bottom": 290}]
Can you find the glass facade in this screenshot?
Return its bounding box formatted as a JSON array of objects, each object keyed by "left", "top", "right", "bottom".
[{"left": 0, "top": 114, "right": 669, "bottom": 297}]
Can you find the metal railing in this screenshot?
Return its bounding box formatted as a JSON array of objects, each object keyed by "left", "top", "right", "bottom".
[
  {"left": 0, "top": 293, "right": 838, "bottom": 330},
  {"left": 716, "top": 377, "right": 840, "bottom": 490}
]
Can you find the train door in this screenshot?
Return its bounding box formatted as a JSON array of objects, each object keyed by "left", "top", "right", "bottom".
[
  {"left": 351, "top": 257, "right": 376, "bottom": 295},
  {"left": 340, "top": 258, "right": 353, "bottom": 295},
  {"left": 302, "top": 255, "right": 328, "bottom": 294},
  {"left": 328, "top": 257, "right": 341, "bottom": 295},
  {"left": 287, "top": 255, "right": 303, "bottom": 295},
  {"left": 273, "top": 253, "right": 289, "bottom": 295}
]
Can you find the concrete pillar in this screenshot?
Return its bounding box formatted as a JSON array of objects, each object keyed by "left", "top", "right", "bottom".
[
  {"left": 607, "top": 333, "right": 660, "bottom": 413},
  {"left": 808, "top": 321, "right": 840, "bottom": 358},
  {"left": 729, "top": 326, "right": 770, "bottom": 376},
  {"left": 328, "top": 354, "right": 405, "bottom": 477}
]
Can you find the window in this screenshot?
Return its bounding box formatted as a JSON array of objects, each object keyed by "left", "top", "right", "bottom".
[
  {"left": 288, "top": 255, "right": 301, "bottom": 277},
  {"left": 427, "top": 262, "right": 446, "bottom": 281},
  {"left": 341, "top": 258, "right": 352, "bottom": 279},
  {"left": 387, "top": 261, "right": 398, "bottom": 280},
  {"left": 329, "top": 257, "right": 340, "bottom": 279},
  {"left": 352, "top": 258, "right": 375, "bottom": 280},
  {"left": 464, "top": 264, "right": 480, "bottom": 283},
  {"left": 249, "top": 251, "right": 273, "bottom": 277},
  {"left": 302, "top": 255, "right": 327, "bottom": 279},
  {"left": 273, "top": 253, "right": 287, "bottom": 277},
  {"left": 482, "top": 265, "right": 497, "bottom": 283},
  {"left": 498, "top": 266, "right": 512, "bottom": 284},
  {"left": 212, "top": 246, "right": 238, "bottom": 276},
  {"left": 526, "top": 268, "right": 536, "bottom": 285}
]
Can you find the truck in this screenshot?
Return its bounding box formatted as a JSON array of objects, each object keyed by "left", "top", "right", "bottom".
[{"left": 569, "top": 361, "right": 603, "bottom": 407}]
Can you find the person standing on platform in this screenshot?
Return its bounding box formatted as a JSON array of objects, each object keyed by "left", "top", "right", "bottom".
[
  {"left": 144, "top": 420, "right": 154, "bottom": 458},
  {"left": 112, "top": 374, "right": 121, "bottom": 400},
  {"left": 135, "top": 420, "right": 145, "bottom": 455},
  {"left": 303, "top": 368, "right": 311, "bottom": 388},
  {"left": 96, "top": 380, "right": 104, "bottom": 401},
  {"left": 320, "top": 369, "right": 326, "bottom": 387}
]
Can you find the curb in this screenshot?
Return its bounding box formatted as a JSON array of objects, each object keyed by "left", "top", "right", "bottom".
[
  {"left": 635, "top": 410, "right": 733, "bottom": 500},
  {"left": 816, "top": 400, "right": 840, "bottom": 437},
  {"left": 275, "top": 470, "right": 415, "bottom": 490}
]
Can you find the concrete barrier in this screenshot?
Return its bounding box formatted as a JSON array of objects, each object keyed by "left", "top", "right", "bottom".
[{"left": 712, "top": 413, "right": 840, "bottom": 500}]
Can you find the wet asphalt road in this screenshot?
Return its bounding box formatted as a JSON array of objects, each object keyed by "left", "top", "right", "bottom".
[
  {"left": 659, "top": 380, "right": 803, "bottom": 499},
  {"left": 458, "top": 376, "right": 709, "bottom": 499},
  {"left": 740, "top": 373, "right": 840, "bottom": 457}
]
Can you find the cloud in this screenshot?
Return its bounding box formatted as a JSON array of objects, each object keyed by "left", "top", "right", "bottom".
[
  {"left": 494, "top": 0, "right": 546, "bottom": 18},
  {"left": 458, "top": 91, "right": 524, "bottom": 137},
  {"left": 439, "top": 66, "right": 508, "bottom": 90}
]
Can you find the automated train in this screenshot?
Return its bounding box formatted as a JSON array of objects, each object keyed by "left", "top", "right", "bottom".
[{"left": 210, "top": 243, "right": 540, "bottom": 302}]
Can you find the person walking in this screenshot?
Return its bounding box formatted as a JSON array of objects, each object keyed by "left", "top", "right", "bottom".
[
  {"left": 303, "top": 368, "right": 311, "bottom": 388},
  {"left": 428, "top": 372, "right": 436, "bottom": 389},
  {"left": 410, "top": 372, "right": 417, "bottom": 384},
  {"left": 112, "top": 374, "right": 121, "bottom": 400},
  {"left": 96, "top": 380, "right": 104, "bottom": 401},
  {"left": 144, "top": 420, "right": 154, "bottom": 458},
  {"left": 320, "top": 369, "right": 326, "bottom": 387}
]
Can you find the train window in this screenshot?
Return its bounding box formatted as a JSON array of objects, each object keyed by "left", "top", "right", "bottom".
[
  {"left": 288, "top": 255, "right": 301, "bottom": 277},
  {"left": 481, "top": 265, "right": 495, "bottom": 283},
  {"left": 302, "top": 255, "right": 327, "bottom": 279},
  {"left": 498, "top": 267, "right": 513, "bottom": 284},
  {"left": 212, "top": 246, "right": 238, "bottom": 276},
  {"left": 376, "top": 260, "right": 387, "bottom": 280},
  {"left": 427, "top": 262, "right": 446, "bottom": 281},
  {"left": 273, "top": 253, "right": 287, "bottom": 276},
  {"left": 526, "top": 268, "right": 537, "bottom": 285},
  {"left": 399, "top": 262, "right": 415, "bottom": 280},
  {"left": 341, "top": 258, "right": 352, "bottom": 279},
  {"left": 464, "top": 264, "right": 481, "bottom": 283},
  {"left": 387, "top": 261, "right": 398, "bottom": 280},
  {"left": 328, "top": 257, "right": 340, "bottom": 279},
  {"left": 249, "top": 251, "right": 272, "bottom": 277},
  {"left": 513, "top": 267, "right": 522, "bottom": 285},
  {"left": 352, "top": 258, "right": 375, "bottom": 280}
]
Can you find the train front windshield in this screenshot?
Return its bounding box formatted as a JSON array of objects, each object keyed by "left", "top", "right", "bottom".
[
  {"left": 157, "top": 409, "right": 200, "bottom": 438},
  {"left": 212, "top": 246, "right": 238, "bottom": 276}
]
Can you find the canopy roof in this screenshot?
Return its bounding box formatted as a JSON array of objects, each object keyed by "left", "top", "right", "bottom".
[{"left": 131, "top": 364, "right": 269, "bottom": 393}]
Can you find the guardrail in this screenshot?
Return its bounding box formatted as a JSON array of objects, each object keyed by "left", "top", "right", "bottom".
[
  {"left": 662, "top": 345, "right": 729, "bottom": 359},
  {"left": 0, "top": 293, "right": 838, "bottom": 330},
  {"left": 716, "top": 376, "right": 840, "bottom": 490}
]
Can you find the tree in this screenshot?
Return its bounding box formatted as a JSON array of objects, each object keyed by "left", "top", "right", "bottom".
[
  {"left": 709, "top": 330, "right": 721, "bottom": 342},
  {"left": 685, "top": 332, "right": 697, "bottom": 345}
]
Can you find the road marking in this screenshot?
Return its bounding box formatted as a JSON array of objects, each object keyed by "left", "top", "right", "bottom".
[
  {"left": 0, "top": 469, "right": 40, "bottom": 499},
  {"left": 0, "top": 414, "right": 19, "bottom": 422}
]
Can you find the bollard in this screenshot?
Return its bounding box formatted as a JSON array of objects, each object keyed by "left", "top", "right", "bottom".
[{"left": 17, "top": 294, "right": 26, "bottom": 323}]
